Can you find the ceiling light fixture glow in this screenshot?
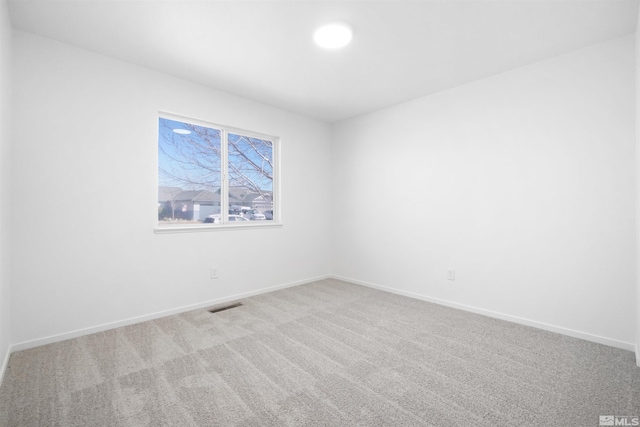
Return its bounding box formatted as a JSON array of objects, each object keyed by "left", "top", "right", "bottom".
[
  {"left": 314, "top": 22, "right": 353, "bottom": 49},
  {"left": 173, "top": 129, "right": 191, "bottom": 135}
]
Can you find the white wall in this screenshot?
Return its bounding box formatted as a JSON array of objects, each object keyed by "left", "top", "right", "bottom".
[
  {"left": 10, "top": 31, "right": 332, "bottom": 346},
  {"left": 636, "top": 9, "right": 640, "bottom": 366},
  {"left": 332, "top": 34, "right": 636, "bottom": 349},
  {"left": 0, "top": 0, "right": 12, "bottom": 373}
]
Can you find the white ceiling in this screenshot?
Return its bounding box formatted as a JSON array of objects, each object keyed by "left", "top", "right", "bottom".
[{"left": 8, "top": 0, "right": 639, "bottom": 123}]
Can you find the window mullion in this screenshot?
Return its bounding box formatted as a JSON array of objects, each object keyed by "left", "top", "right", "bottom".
[{"left": 221, "top": 128, "right": 229, "bottom": 223}]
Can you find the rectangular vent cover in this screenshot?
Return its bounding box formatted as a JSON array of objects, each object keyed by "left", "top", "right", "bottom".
[{"left": 208, "top": 302, "right": 243, "bottom": 314}]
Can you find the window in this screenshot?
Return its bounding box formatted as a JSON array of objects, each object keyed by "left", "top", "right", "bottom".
[{"left": 157, "top": 114, "right": 278, "bottom": 230}]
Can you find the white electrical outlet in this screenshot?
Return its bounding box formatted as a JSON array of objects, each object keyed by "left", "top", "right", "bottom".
[
  {"left": 447, "top": 269, "right": 455, "bottom": 281},
  {"left": 210, "top": 267, "right": 218, "bottom": 279}
]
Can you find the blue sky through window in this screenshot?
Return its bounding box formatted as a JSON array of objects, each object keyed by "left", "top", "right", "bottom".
[{"left": 158, "top": 117, "right": 274, "bottom": 194}]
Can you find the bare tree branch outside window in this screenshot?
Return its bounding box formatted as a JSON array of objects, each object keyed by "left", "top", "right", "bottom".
[
  {"left": 228, "top": 133, "right": 273, "bottom": 203},
  {"left": 158, "top": 119, "right": 223, "bottom": 193}
]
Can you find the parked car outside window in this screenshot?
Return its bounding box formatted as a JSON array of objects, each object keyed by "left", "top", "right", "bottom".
[
  {"left": 229, "top": 206, "right": 252, "bottom": 216},
  {"left": 204, "top": 214, "right": 249, "bottom": 223},
  {"left": 248, "top": 210, "right": 266, "bottom": 220},
  {"left": 203, "top": 215, "right": 220, "bottom": 224}
]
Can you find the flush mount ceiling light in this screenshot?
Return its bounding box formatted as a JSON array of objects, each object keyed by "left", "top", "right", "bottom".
[
  {"left": 173, "top": 129, "right": 191, "bottom": 135},
  {"left": 314, "top": 22, "right": 353, "bottom": 49}
]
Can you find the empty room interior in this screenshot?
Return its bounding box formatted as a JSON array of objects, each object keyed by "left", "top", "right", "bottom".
[{"left": 1, "top": 0, "right": 640, "bottom": 425}]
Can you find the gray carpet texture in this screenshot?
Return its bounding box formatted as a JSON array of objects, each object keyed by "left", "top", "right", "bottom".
[{"left": 0, "top": 278, "right": 638, "bottom": 426}]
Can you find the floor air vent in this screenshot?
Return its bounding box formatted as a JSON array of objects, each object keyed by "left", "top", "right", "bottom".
[{"left": 208, "top": 302, "right": 243, "bottom": 314}]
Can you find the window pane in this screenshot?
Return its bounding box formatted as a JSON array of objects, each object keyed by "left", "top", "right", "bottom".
[
  {"left": 228, "top": 133, "right": 274, "bottom": 221},
  {"left": 158, "top": 117, "right": 222, "bottom": 226}
]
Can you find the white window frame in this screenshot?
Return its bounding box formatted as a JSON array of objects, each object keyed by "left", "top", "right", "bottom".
[{"left": 155, "top": 112, "right": 281, "bottom": 233}]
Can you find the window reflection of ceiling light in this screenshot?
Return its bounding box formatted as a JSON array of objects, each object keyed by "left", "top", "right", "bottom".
[
  {"left": 314, "top": 22, "right": 353, "bottom": 49},
  {"left": 173, "top": 129, "right": 191, "bottom": 135}
]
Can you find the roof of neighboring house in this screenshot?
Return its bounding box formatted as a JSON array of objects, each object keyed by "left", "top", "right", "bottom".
[
  {"left": 158, "top": 186, "right": 182, "bottom": 202},
  {"left": 174, "top": 190, "right": 220, "bottom": 203},
  {"left": 159, "top": 186, "right": 271, "bottom": 204},
  {"left": 228, "top": 186, "right": 272, "bottom": 203}
]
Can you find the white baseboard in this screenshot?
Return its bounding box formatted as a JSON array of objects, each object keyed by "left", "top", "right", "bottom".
[
  {"left": 0, "top": 344, "right": 12, "bottom": 389},
  {"left": 5, "top": 273, "right": 637, "bottom": 376},
  {"left": 10, "top": 274, "right": 331, "bottom": 353},
  {"left": 332, "top": 274, "right": 636, "bottom": 353}
]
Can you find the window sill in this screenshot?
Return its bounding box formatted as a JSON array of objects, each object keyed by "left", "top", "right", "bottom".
[{"left": 154, "top": 222, "right": 283, "bottom": 234}]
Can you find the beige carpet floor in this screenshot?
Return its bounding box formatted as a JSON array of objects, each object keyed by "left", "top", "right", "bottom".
[{"left": 0, "top": 278, "right": 638, "bottom": 426}]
